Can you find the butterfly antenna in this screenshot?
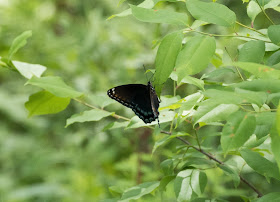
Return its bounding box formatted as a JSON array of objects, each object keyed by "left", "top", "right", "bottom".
[{"left": 157, "top": 119, "right": 160, "bottom": 128}]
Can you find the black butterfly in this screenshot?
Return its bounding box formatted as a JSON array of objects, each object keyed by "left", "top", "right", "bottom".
[{"left": 107, "top": 81, "right": 160, "bottom": 124}]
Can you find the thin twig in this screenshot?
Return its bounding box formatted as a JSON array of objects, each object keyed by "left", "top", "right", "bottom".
[
  {"left": 74, "top": 98, "right": 263, "bottom": 197},
  {"left": 73, "top": 98, "right": 130, "bottom": 121},
  {"left": 224, "top": 47, "right": 245, "bottom": 81},
  {"left": 239, "top": 175, "right": 263, "bottom": 198},
  {"left": 255, "top": 0, "right": 275, "bottom": 25},
  {"left": 161, "top": 130, "right": 263, "bottom": 198},
  {"left": 184, "top": 29, "right": 272, "bottom": 43},
  {"left": 235, "top": 21, "right": 266, "bottom": 36},
  {"left": 194, "top": 130, "right": 201, "bottom": 150}
]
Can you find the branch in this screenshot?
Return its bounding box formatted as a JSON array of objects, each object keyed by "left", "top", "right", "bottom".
[
  {"left": 73, "top": 98, "right": 130, "bottom": 121},
  {"left": 235, "top": 21, "right": 266, "bottom": 36},
  {"left": 74, "top": 98, "right": 263, "bottom": 197},
  {"left": 184, "top": 29, "right": 272, "bottom": 43},
  {"left": 255, "top": 0, "right": 275, "bottom": 25},
  {"left": 161, "top": 130, "right": 263, "bottom": 198}
]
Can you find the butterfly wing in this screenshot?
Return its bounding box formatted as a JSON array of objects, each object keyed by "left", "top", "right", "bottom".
[
  {"left": 148, "top": 82, "right": 160, "bottom": 119},
  {"left": 107, "top": 84, "right": 158, "bottom": 123}
]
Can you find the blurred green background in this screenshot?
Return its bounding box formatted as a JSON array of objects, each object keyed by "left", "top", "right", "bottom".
[
  {"left": 1, "top": 0, "right": 280, "bottom": 201},
  {"left": 0, "top": 0, "right": 162, "bottom": 201}
]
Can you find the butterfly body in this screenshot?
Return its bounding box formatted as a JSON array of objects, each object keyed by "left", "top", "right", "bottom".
[{"left": 107, "top": 82, "right": 160, "bottom": 124}]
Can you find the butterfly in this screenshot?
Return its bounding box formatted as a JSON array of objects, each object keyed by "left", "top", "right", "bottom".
[{"left": 107, "top": 81, "right": 160, "bottom": 124}]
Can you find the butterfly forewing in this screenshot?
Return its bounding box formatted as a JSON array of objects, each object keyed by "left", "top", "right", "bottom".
[
  {"left": 148, "top": 82, "right": 160, "bottom": 119},
  {"left": 107, "top": 83, "right": 160, "bottom": 123}
]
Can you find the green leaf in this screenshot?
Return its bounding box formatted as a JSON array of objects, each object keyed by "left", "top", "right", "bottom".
[
  {"left": 102, "top": 121, "right": 129, "bottom": 131},
  {"left": 232, "top": 62, "right": 280, "bottom": 79},
  {"left": 175, "top": 35, "right": 216, "bottom": 82},
  {"left": 117, "top": 0, "right": 127, "bottom": 7},
  {"left": 270, "top": 122, "right": 280, "bottom": 175},
  {"left": 254, "top": 112, "right": 276, "bottom": 139},
  {"left": 186, "top": 0, "right": 236, "bottom": 27},
  {"left": 180, "top": 76, "right": 204, "bottom": 90},
  {"left": 268, "top": 25, "right": 280, "bottom": 46},
  {"left": 211, "top": 53, "right": 223, "bottom": 68},
  {"left": 160, "top": 159, "right": 174, "bottom": 175},
  {"left": 130, "top": 5, "right": 188, "bottom": 26},
  {"left": 174, "top": 170, "right": 205, "bottom": 201},
  {"left": 247, "top": 0, "right": 280, "bottom": 24},
  {"left": 108, "top": 0, "right": 155, "bottom": 19},
  {"left": 181, "top": 157, "right": 215, "bottom": 170},
  {"left": 190, "top": 20, "right": 209, "bottom": 29},
  {"left": 8, "top": 30, "right": 32, "bottom": 60},
  {"left": 0, "top": 57, "right": 7, "bottom": 68},
  {"left": 66, "top": 109, "right": 112, "bottom": 127},
  {"left": 108, "top": 0, "right": 179, "bottom": 19},
  {"left": 194, "top": 104, "right": 239, "bottom": 125},
  {"left": 199, "top": 172, "right": 207, "bottom": 193},
  {"left": 154, "top": 31, "right": 183, "bottom": 95},
  {"left": 12, "top": 61, "right": 46, "bottom": 79},
  {"left": 170, "top": 73, "right": 204, "bottom": 91},
  {"left": 264, "top": 0, "right": 280, "bottom": 9},
  {"left": 274, "top": 6, "right": 280, "bottom": 12},
  {"left": 254, "top": 192, "right": 280, "bottom": 202},
  {"left": 232, "top": 79, "right": 280, "bottom": 93},
  {"left": 174, "top": 170, "right": 193, "bottom": 201},
  {"left": 238, "top": 40, "right": 265, "bottom": 63},
  {"left": 218, "top": 164, "right": 240, "bottom": 187},
  {"left": 153, "top": 136, "right": 170, "bottom": 154},
  {"left": 159, "top": 176, "right": 176, "bottom": 191},
  {"left": 109, "top": 186, "right": 123, "bottom": 197},
  {"left": 247, "top": 0, "right": 261, "bottom": 23},
  {"left": 277, "top": 102, "right": 280, "bottom": 136},
  {"left": 25, "top": 91, "right": 70, "bottom": 117},
  {"left": 178, "top": 92, "right": 204, "bottom": 117},
  {"left": 153, "top": 132, "right": 189, "bottom": 154},
  {"left": 159, "top": 95, "right": 181, "bottom": 109},
  {"left": 26, "top": 76, "right": 83, "bottom": 98},
  {"left": 240, "top": 148, "right": 280, "bottom": 181},
  {"left": 221, "top": 111, "right": 256, "bottom": 154},
  {"left": 120, "top": 181, "right": 160, "bottom": 201},
  {"left": 267, "top": 50, "right": 280, "bottom": 66},
  {"left": 89, "top": 93, "right": 115, "bottom": 108},
  {"left": 244, "top": 134, "right": 269, "bottom": 149},
  {"left": 203, "top": 89, "right": 266, "bottom": 106},
  {"left": 268, "top": 93, "right": 280, "bottom": 106},
  {"left": 201, "top": 67, "right": 235, "bottom": 80}
]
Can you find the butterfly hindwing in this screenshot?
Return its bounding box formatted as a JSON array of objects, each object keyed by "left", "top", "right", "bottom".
[
  {"left": 148, "top": 82, "right": 160, "bottom": 119},
  {"left": 107, "top": 83, "right": 159, "bottom": 123}
]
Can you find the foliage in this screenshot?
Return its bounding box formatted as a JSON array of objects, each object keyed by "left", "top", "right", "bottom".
[{"left": 1, "top": 0, "right": 280, "bottom": 201}]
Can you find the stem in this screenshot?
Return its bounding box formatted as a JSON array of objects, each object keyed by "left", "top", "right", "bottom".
[
  {"left": 256, "top": 0, "right": 275, "bottom": 25},
  {"left": 184, "top": 29, "right": 272, "bottom": 43},
  {"left": 239, "top": 105, "right": 255, "bottom": 113},
  {"left": 224, "top": 47, "right": 245, "bottom": 81},
  {"left": 235, "top": 21, "right": 266, "bottom": 36},
  {"left": 169, "top": 118, "right": 174, "bottom": 133},
  {"left": 234, "top": 66, "right": 245, "bottom": 81},
  {"left": 174, "top": 146, "right": 190, "bottom": 171},
  {"left": 174, "top": 80, "right": 176, "bottom": 97},
  {"left": 169, "top": 80, "right": 177, "bottom": 133},
  {"left": 73, "top": 98, "right": 130, "bottom": 121},
  {"left": 239, "top": 175, "right": 263, "bottom": 198},
  {"left": 161, "top": 130, "right": 263, "bottom": 198},
  {"left": 194, "top": 130, "right": 201, "bottom": 150}
]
